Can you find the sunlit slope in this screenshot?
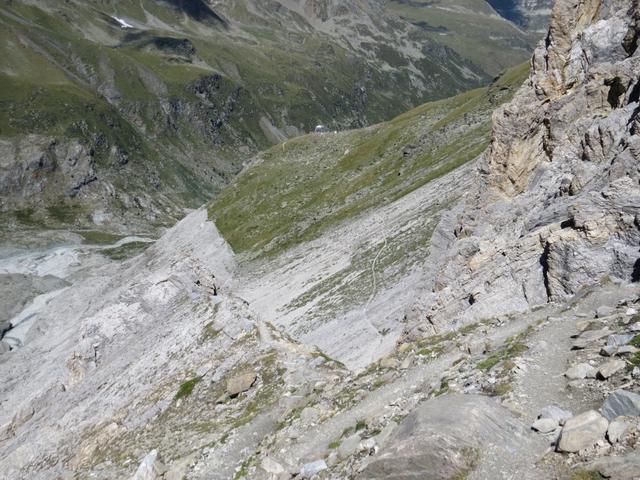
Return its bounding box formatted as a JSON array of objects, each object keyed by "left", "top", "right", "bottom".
[{"left": 209, "top": 63, "right": 530, "bottom": 258}]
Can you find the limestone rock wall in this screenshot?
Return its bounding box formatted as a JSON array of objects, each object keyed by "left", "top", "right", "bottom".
[{"left": 415, "top": 0, "right": 640, "bottom": 330}]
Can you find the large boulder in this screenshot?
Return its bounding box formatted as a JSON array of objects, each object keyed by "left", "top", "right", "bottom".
[
  {"left": 556, "top": 410, "right": 608, "bottom": 453},
  {"left": 589, "top": 451, "right": 640, "bottom": 480},
  {"left": 132, "top": 450, "right": 166, "bottom": 480},
  {"left": 226, "top": 372, "right": 257, "bottom": 397},
  {"left": 602, "top": 390, "right": 640, "bottom": 420},
  {"left": 361, "top": 394, "right": 531, "bottom": 479}
]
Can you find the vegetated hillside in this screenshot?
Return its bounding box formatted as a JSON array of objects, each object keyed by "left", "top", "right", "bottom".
[
  {"left": 384, "top": 0, "right": 538, "bottom": 76},
  {"left": 208, "top": 63, "right": 530, "bottom": 259},
  {"left": 0, "top": 0, "right": 535, "bottom": 232},
  {"left": 486, "top": 0, "right": 554, "bottom": 32}
]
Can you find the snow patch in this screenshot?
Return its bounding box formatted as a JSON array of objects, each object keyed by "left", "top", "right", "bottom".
[{"left": 113, "top": 16, "right": 134, "bottom": 29}]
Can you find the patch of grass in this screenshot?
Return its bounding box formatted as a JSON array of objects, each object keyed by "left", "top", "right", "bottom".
[
  {"left": 434, "top": 378, "right": 450, "bottom": 397},
  {"left": 329, "top": 439, "right": 341, "bottom": 449},
  {"left": 13, "top": 208, "right": 40, "bottom": 226},
  {"left": 355, "top": 419, "right": 367, "bottom": 432},
  {"left": 202, "top": 321, "right": 222, "bottom": 342},
  {"left": 46, "top": 205, "right": 85, "bottom": 224},
  {"left": 76, "top": 230, "right": 125, "bottom": 245},
  {"left": 342, "top": 426, "right": 355, "bottom": 438},
  {"left": 101, "top": 241, "right": 150, "bottom": 260},
  {"left": 477, "top": 342, "right": 528, "bottom": 372},
  {"left": 630, "top": 334, "right": 640, "bottom": 348},
  {"left": 627, "top": 351, "right": 640, "bottom": 371},
  {"left": 492, "top": 382, "right": 513, "bottom": 396},
  {"left": 477, "top": 355, "right": 501, "bottom": 372},
  {"left": 175, "top": 376, "right": 202, "bottom": 400}
]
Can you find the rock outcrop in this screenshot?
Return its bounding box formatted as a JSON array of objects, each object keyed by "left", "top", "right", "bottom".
[
  {"left": 362, "top": 394, "right": 533, "bottom": 479},
  {"left": 415, "top": 0, "right": 640, "bottom": 330}
]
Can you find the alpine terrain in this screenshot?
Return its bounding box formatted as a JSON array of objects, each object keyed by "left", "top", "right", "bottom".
[{"left": 2, "top": 0, "right": 640, "bottom": 480}]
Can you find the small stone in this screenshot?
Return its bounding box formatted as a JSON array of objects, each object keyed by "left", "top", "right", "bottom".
[
  {"left": 0, "top": 340, "right": 10, "bottom": 354},
  {"left": 632, "top": 367, "right": 640, "bottom": 379},
  {"left": 572, "top": 329, "right": 610, "bottom": 349},
  {"left": 607, "top": 418, "right": 630, "bottom": 444},
  {"left": 538, "top": 405, "right": 573, "bottom": 426},
  {"left": 299, "top": 459, "right": 327, "bottom": 478},
  {"left": 326, "top": 451, "right": 339, "bottom": 468},
  {"left": 400, "top": 355, "right": 413, "bottom": 370},
  {"left": 602, "top": 390, "right": 640, "bottom": 420},
  {"left": 338, "top": 434, "right": 361, "bottom": 459},
  {"left": 616, "top": 345, "right": 639, "bottom": 356},
  {"left": 565, "top": 363, "right": 597, "bottom": 380},
  {"left": 596, "top": 360, "right": 626, "bottom": 380},
  {"left": 359, "top": 438, "right": 377, "bottom": 454},
  {"left": 531, "top": 418, "right": 559, "bottom": 434},
  {"left": 600, "top": 345, "right": 617, "bottom": 357},
  {"left": 625, "top": 307, "right": 638, "bottom": 316},
  {"left": 132, "top": 450, "right": 166, "bottom": 480},
  {"left": 261, "top": 457, "right": 285, "bottom": 475},
  {"left": 596, "top": 306, "right": 615, "bottom": 318},
  {"left": 628, "top": 322, "right": 640, "bottom": 332},
  {"left": 576, "top": 320, "right": 593, "bottom": 332},
  {"left": 557, "top": 410, "right": 609, "bottom": 453},
  {"left": 606, "top": 334, "right": 636, "bottom": 347},
  {"left": 380, "top": 357, "right": 399, "bottom": 369},
  {"left": 226, "top": 372, "right": 257, "bottom": 396}
]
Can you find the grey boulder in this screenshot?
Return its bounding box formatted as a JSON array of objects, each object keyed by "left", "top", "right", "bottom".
[
  {"left": 226, "top": 372, "right": 257, "bottom": 396},
  {"left": 607, "top": 419, "right": 630, "bottom": 444},
  {"left": 361, "top": 394, "right": 531, "bottom": 479},
  {"left": 538, "top": 405, "right": 573, "bottom": 426},
  {"left": 602, "top": 390, "right": 640, "bottom": 421},
  {"left": 589, "top": 451, "right": 640, "bottom": 480},
  {"left": 565, "top": 363, "right": 597, "bottom": 380},
  {"left": 300, "top": 460, "right": 327, "bottom": 478},
  {"left": 132, "top": 450, "right": 166, "bottom": 480},
  {"left": 606, "top": 334, "right": 636, "bottom": 347},
  {"left": 572, "top": 329, "right": 610, "bottom": 349},
  {"left": 531, "top": 418, "right": 558, "bottom": 434},
  {"left": 596, "top": 360, "right": 626, "bottom": 380},
  {"left": 556, "top": 410, "right": 608, "bottom": 453}
]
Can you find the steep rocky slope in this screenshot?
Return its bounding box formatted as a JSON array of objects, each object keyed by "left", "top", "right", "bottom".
[
  {"left": 0, "top": 0, "right": 535, "bottom": 231},
  {"left": 2, "top": 0, "right": 640, "bottom": 479},
  {"left": 411, "top": 0, "right": 640, "bottom": 332}
]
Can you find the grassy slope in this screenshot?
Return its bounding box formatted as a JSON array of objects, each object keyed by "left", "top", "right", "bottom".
[
  {"left": 208, "top": 63, "right": 530, "bottom": 258},
  {"left": 385, "top": 0, "right": 536, "bottom": 76}
]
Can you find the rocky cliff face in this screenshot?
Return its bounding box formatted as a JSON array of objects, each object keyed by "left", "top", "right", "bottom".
[{"left": 414, "top": 0, "right": 640, "bottom": 330}]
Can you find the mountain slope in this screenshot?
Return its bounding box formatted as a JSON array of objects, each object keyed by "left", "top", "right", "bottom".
[
  {"left": 486, "top": 0, "right": 554, "bottom": 32},
  {"left": 2, "top": 1, "right": 640, "bottom": 479},
  {"left": 208, "top": 63, "right": 529, "bottom": 259},
  {"left": 0, "top": 0, "right": 535, "bottom": 231},
  {"left": 384, "top": 0, "right": 537, "bottom": 76}
]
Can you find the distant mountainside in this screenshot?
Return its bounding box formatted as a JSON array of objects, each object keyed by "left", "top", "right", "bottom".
[
  {"left": 486, "top": 0, "right": 554, "bottom": 31},
  {"left": 0, "top": 0, "right": 539, "bottom": 232},
  {"left": 384, "top": 0, "right": 539, "bottom": 76}
]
